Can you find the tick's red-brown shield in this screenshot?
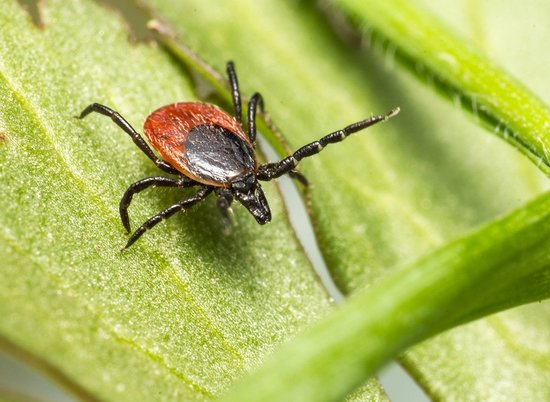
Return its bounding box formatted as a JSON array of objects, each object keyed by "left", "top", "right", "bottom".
[{"left": 144, "top": 102, "right": 256, "bottom": 187}]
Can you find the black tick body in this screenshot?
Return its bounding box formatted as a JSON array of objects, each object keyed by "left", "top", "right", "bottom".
[{"left": 78, "top": 61, "right": 399, "bottom": 249}]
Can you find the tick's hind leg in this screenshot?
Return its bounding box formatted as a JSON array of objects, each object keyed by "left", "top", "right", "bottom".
[
  {"left": 78, "top": 103, "right": 179, "bottom": 174},
  {"left": 123, "top": 187, "right": 213, "bottom": 250},
  {"left": 119, "top": 176, "right": 197, "bottom": 233}
]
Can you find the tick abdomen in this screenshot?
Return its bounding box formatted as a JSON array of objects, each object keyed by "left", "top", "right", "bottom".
[{"left": 144, "top": 102, "right": 256, "bottom": 187}]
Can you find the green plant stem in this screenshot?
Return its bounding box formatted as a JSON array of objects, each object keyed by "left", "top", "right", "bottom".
[
  {"left": 220, "top": 190, "right": 550, "bottom": 402},
  {"left": 331, "top": 0, "right": 550, "bottom": 175}
]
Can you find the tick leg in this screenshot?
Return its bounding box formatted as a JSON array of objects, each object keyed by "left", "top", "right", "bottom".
[
  {"left": 119, "top": 176, "right": 197, "bottom": 233},
  {"left": 247, "top": 92, "right": 264, "bottom": 144},
  {"left": 215, "top": 189, "right": 234, "bottom": 233},
  {"left": 257, "top": 107, "right": 400, "bottom": 181},
  {"left": 226, "top": 61, "right": 242, "bottom": 124},
  {"left": 78, "top": 103, "right": 179, "bottom": 174},
  {"left": 288, "top": 170, "right": 309, "bottom": 186},
  {"left": 124, "top": 187, "right": 213, "bottom": 250}
]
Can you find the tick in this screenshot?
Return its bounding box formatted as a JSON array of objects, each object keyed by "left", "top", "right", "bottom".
[{"left": 78, "top": 61, "right": 399, "bottom": 249}]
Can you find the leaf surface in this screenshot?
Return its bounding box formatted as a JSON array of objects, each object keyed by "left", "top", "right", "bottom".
[
  {"left": 0, "top": 1, "right": 330, "bottom": 400},
  {"left": 136, "top": 0, "right": 550, "bottom": 401}
]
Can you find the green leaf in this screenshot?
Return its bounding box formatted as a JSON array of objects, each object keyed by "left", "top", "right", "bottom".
[
  {"left": 142, "top": 0, "right": 548, "bottom": 289},
  {"left": 330, "top": 0, "right": 550, "bottom": 176},
  {"left": 324, "top": 0, "right": 550, "bottom": 399},
  {"left": 3, "top": 0, "right": 550, "bottom": 401},
  {"left": 0, "top": 1, "right": 330, "bottom": 400},
  {"left": 137, "top": 0, "right": 550, "bottom": 401},
  {"left": 220, "top": 190, "right": 550, "bottom": 402},
  {"left": 404, "top": 303, "right": 550, "bottom": 401}
]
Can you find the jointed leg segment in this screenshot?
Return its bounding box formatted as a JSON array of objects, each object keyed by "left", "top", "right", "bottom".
[
  {"left": 124, "top": 187, "right": 213, "bottom": 250},
  {"left": 78, "top": 103, "right": 179, "bottom": 174},
  {"left": 119, "top": 176, "right": 197, "bottom": 233},
  {"left": 247, "top": 92, "right": 264, "bottom": 144},
  {"left": 257, "top": 107, "right": 399, "bottom": 181},
  {"left": 226, "top": 61, "right": 242, "bottom": 124}
]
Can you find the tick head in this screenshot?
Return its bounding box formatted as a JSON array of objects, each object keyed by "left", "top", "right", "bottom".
[{"left": 231, "top": 174, "right": 271, "bottom": 224}]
